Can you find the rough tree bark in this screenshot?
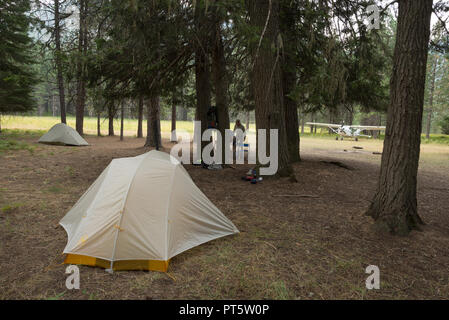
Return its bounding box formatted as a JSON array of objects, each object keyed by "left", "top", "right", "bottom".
[
  {"left": 366, "top": 0, "right": 433, "bottom": 235},
  {"left": 75, "top": 0, "right": 87, "bottom": 135},
  {"left": 137, "top": 95, "right": 144, "bottom": 138},
  {"left": 145, "top": 96, "right": 162, "bottom": 149},
  {"left": 211, "top": 6, "right": 230, "bottom": 161},
  {"left": 280, "top": 1, "right": 300, "bottom": 163},
  {"left": 54, "top": 0, "right": 66, "bottom": 124},
  {"left": 249, "top": 0, "right": 293, "bottom": 177},
  {"left": 194, "top": 1, "right": 212, "bottom": 153}
]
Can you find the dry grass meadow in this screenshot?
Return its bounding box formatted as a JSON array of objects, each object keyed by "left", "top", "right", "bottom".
[{"left": 1, "top": 118, "right": 449, "bottom": 300}]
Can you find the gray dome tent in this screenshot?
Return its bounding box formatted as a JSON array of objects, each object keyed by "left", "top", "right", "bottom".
[
  {"left": 38, "top": 123, "right": 89, "bottom": 146},
  {"left": 60, "top": 150, "right": 239, "bottom": 272}
]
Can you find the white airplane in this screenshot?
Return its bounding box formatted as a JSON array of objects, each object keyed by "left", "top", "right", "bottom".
[{"left": 306, "top": 122, "right": 386, "bottom": 141}]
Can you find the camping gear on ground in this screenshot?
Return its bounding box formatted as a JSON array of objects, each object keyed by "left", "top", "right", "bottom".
[
  {"left": 242, "top": 168, "right": 262, "bottom": 184},
  {"left": 38, "top": 123, "right": 89, "bottom": 146},
  {"left": 60, "top": 150, "right": 239, "bottom": 272}
]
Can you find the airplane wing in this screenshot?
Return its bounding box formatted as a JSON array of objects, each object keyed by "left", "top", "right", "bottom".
[
  {"left": 350, "top": 125, "right": 386, "bottom": 131},
  {"left": 306, "top": 122, "right": 342, "bottom": 129}
]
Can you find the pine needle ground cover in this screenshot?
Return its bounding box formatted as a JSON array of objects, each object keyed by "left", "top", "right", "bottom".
[{"left": 0, "top": 130, "right": 448, "bottom": 299}]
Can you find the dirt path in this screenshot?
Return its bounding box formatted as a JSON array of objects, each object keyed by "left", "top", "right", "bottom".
[{"left": 0, "top": 135, "right": 448, "bottom": 299}]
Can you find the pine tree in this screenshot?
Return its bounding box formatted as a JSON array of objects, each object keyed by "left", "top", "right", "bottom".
[
  {"left": 0, "top": 0, "right": 38, "bottom": 122},
  {"left": 249, "top": 0, "right": 293, "bottom": 177},
  {"left": 366, "top": 0, "right": 434, "bottom": 235}
]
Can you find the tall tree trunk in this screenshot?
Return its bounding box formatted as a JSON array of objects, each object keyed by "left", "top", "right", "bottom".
[
  {"left": 280, "top": 0, "right": 300, "bottom": 163},
  {"left": 309, "top": 113, "right": 315, "bottom": 133},
  {"left": 249, "top": 0, "right": 293, "bottom": 177},
  {"left": 194, "top": 1, "right": 212, "bottom": 154},
  {"left": 212, "top": 7, "right": 230, "bottom": 161},
  {"left": 426, "top": 56, "right": 438, "bottom": 139},
  {"left": 108, "top": 103, "right": 115, "bottom": 136},
  {"left": 366, "top": 0, "right": 433, "bottom": 235},
  {"left": 120, "top": 102, "right": 124, "bottom": 141},
  {"left": 54, "top": 0, "right": 66, "bottom": 124},
  {"left": 137, "top": 95, "right": 144, "bottom": 138},
  {"left": 97, "top": 112, "right": 101, "bottom": 136},
  {"left": 283, "top": 73, "right": 300, "bottom": 162},
  {"left": 170, "top": 99, "right": 177, "bottom": 142},
  {"left": 345, "top": 106, "right": 354, "bottom": 126},
  {"left": 145, "top": 96, "right": 162, "bottom": 148},
  {"left": 75, "top": 0, "right": 87, "bottom": 135}
]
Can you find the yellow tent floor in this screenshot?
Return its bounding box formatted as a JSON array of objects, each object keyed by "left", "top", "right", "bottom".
[{"left": 64, "top": 254, "right": 170, "bottom": 272}]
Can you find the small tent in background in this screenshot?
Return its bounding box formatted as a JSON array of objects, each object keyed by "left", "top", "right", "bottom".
[
  {"left": 38, "top": 123, "right": 89, "bottom": 146},
  {"left": 60, "top": 150, "right": 239, "bottom": 272}
]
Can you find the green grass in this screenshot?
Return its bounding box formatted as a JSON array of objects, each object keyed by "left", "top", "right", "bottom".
[
  {"left": 1, "top": 203, "right": 23, "bottom": 214},
  {"left": 0, "top": 138, "right": 35, "bottom": 154},
  {"left": 45, "top": 291, "right": 66, "bottom": 300},
  {"left": 2, "top": 115, "right": 449, "bottom": 145},
  {"left": 1, "top": 115, "right": 196, "bottom": 136},
  {"left": 47, "top": 185, "right": 63, "bottom": 194},
  {"left": 65, "top": 166, "right": 75, "bottom": 176},
  {"left": 302, "top": 131, "right": 449, "bottom": 144},
  {"left": 0, "top": 128, "right": 41, "bottom": 154},
  {"left": 422, "top": 134, "right": 449, "bottom": 145},
  {"left": 0, "top": 128, "right": 44, "bottom": 138},
  {"left": 270, "top": 281, "right": 291, "bottom": 300}
]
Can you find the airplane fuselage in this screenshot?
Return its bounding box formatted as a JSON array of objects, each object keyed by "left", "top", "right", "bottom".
[
  {"left": 306, "top": 122, "right": 385, "bottom": 141},
  {"left": 332, "top": 126, "right": 371, "bottom": 141},
  {"left": 338, "top": 126, "right": 362, "bottom": 137}
]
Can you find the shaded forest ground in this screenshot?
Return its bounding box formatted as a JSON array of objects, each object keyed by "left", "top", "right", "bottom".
[{"left": 0, "top": 131, "right": 448, "bottom": 299}]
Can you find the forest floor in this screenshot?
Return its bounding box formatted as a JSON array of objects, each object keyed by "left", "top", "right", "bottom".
[{"left": 1, "top": 130, "right": 449, "bottom": 300}]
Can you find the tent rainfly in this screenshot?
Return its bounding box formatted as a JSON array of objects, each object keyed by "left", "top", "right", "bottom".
[
  {"left": 38, "top": 123, "right": 89, "bottom": 146},
  {"left": 60, "top": 150, "right": 239, "bottom": 272}
]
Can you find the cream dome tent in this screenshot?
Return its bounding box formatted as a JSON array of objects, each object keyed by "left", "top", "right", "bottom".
[
  {"left": 60, "top": 150, "right": 239, "bottom": 272},
  {"left": 38, "top": 123, "right": 89, "bottom": 146}
]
